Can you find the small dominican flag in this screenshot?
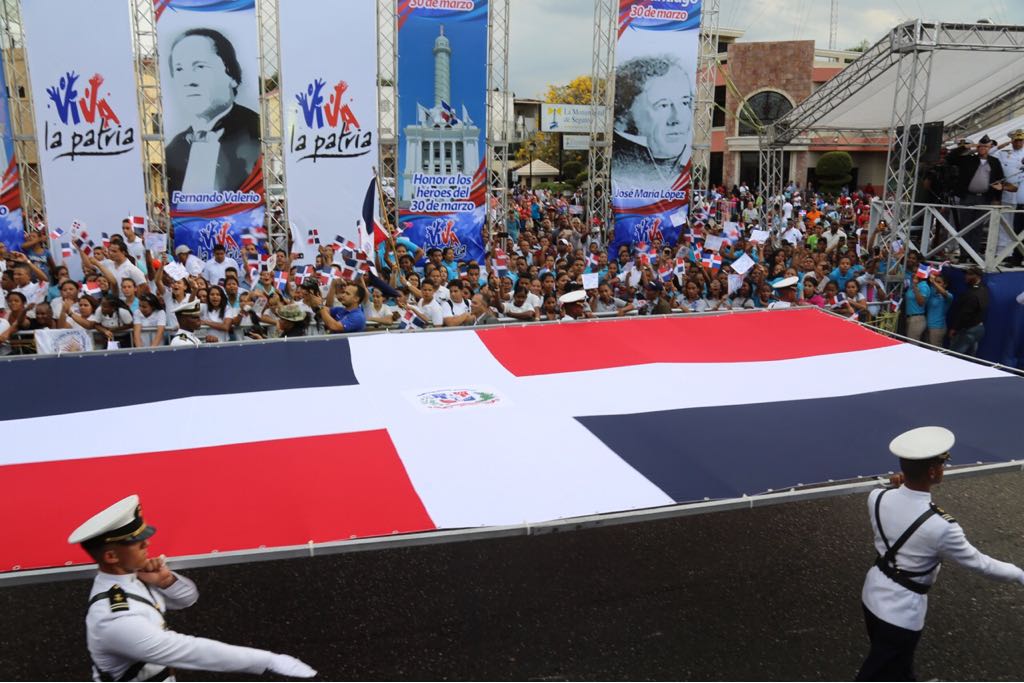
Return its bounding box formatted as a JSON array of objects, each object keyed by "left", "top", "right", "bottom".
[
  {"left": 493, "top": 248, "right": 509, "bottom": 277},
  {"left": 273, "top": 270, "right": 289, "bottom": 293},
  {"left": 318, "top": 270, "right": 334, "bottom": 288},
  {"left": 637, "top": 252, "right": 651, "bottom": 268},
  {"left": 701, "top": 252, "right": 722, "bottom": 272},
  {"left": 100, "top": 232, "right": 111, "bottom": 249},
  {"left": 585, "top": 253, "right": 599, "bottom": 270},
  {"left": 674, "top": 257, "right": 687, "bottom": 278},
  {"left": 82, "top": 282, "right": 102, "bottom": 297},
  {"left": 331, "top": 235, "right": 346, "bottom": 251},
  {"left": 241, "top": 234, "right": 256, "bottom": 248},
  {"left": 916, "top": 264, "right": 932, "bottom": 279},
  {"left": 60, "top": 242, "right": 72, "bottom": 259},
  {"left": 440, "top": 100, "right": 459, "bottom": 125},
  {"left": 49, "top": 226, "right": 64, "bottom": 240},
  {"left": 307, "top": 228, "right": 320, "bottom": 246},
  {"left": 128, "top": 215, "right": 147, "bottom": 235},
  {"left": 659, "top": 266, "right": 674, "bottom": 283},
  {"left": 890, "top": 297, "right": 902, "bottom": 312},
  {"left": 338, "top": 262, "right": 359, "bottom": 281},
  {"left": 398, "top": 308, "right": 427, "bottom": 331}
]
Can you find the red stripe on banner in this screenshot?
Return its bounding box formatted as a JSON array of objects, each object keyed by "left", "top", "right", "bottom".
[
  {"left": 477, "top": 308, "right": 900, "bottom": 377},
  {"left": 170, "top": 156, "right": 265, "bottom": 219},
  {"left": 0, "top": 431, "right": 435, "bottom": 572}
]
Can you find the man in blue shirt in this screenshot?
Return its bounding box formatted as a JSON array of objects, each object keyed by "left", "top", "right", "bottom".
[
  {"left": 905, "top": 272, "right": 931, "bottom": 342},
  {"left": 315, "top": 280, "right": 366, "bottom": 334}
]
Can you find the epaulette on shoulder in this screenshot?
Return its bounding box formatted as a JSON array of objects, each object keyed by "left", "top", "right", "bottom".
[
  {"left": 108, "top": 584, "right": 130, "bottom": 612},
  {"left": 930, "top": 503, "right": 957, "bottom": 524}
]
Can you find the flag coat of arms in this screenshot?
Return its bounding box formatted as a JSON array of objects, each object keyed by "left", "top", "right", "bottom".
[{"left": 2, "top": 309, "right": 1023, "bottom": 574}]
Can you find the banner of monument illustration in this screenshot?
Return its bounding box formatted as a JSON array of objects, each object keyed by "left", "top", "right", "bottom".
[
  {"left": 21, "top": 0, "right": 146, "bottom": 279},
  {"left": 280, "top": 0, "right": 377, "bottom": 264},
  {"left": 395, "top": 0, "right": 488, "bottom": 265},
  {"left": 610, "top": 0, "right": 701, "bottom": 259},
  {"left": 154, "top": 0, "right": 266, "bottom": 265}
]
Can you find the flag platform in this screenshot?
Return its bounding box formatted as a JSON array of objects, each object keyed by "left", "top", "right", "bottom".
[{"left": 2, "top": 308, "right": 1023, "bottom": 584}]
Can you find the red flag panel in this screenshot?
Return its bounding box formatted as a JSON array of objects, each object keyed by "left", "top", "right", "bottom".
[
  {"left": 0, "top": 430, "right": 435, "bottom": 572},
  {"left": 477, "top": 308, "right": 899, "bottom": 377}
]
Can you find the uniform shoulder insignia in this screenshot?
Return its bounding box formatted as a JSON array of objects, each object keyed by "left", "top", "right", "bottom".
[
  {"left": 108, "top": 584, "right": 130, "bottom": 612},
  {"left": 930, "top": 503, "right": 957, "bottom": 523}
]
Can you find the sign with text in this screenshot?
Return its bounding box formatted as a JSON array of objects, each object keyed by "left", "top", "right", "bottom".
[
  {"left": 279, "top": 0, "right": 377, "bottom": 263},
  {"left": 396, "top": 0, "right": 488, "bottom": 264},
  {"left": 562, "top": 134, "right": 590, "bottom": 151},
  {"left": 156, "top": 0, "right": 265, "bottom": 264},
  {"left": 610, "top": 0, "right": 701, "bottom": 258},
  {"left": 541, "top": 104, "right": 605, "bottom": 133},
  {"left": 22, "top": 0, "right": 145, "bottom": 261}
]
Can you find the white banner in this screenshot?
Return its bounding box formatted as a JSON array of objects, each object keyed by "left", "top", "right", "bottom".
[
  {"left": 541, "top": 104, "right": 605, "bottom": 133},
  {"left": 280, "top": 0, "right": 378, "bottom": 263},
  {"left": 33, "top": 328, "right": 94, "bottom": 355},
  {"left": 22, "top": 0, "right": 147, "bottom": 277},
  {"left": 563, "top": 134, "right": 590, "bottom": 151}
]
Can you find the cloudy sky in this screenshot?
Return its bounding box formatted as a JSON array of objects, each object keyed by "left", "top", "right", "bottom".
[{"left": 509, "top": 0, "right": 1024, "bottom": 99}]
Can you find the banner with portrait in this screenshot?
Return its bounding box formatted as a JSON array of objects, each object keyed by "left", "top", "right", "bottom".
[
  {"left": 396, "top": 0, "right": 487, "bottom": 265},
  {"left": 156, "top": 0, "right": 264, "bottom": 265},
  {"left": 0, "top": 46, "right": 23, "bottom": 255},
  {"left": 21, "top": 0, "right": 146, "bottom": 267},
  {"left": 610, "top": 0, "right": 701, "bottom": 256},
  {"left": 279, "top": 0, "right": 377, "bottom": 264}
]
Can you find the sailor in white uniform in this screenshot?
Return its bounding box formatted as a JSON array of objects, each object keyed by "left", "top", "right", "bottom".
[
  {"left": 168, "top": 299, "right": 203, "bottom": 347},
  {"left": 69, "top": 495, "right": 316, "bottom": 681},
  {"left": 766, "top": 275, "right": 798, "bottom": 310},
  {"left": 856, "top": 427, "right": 1024, "bottom": 681}
]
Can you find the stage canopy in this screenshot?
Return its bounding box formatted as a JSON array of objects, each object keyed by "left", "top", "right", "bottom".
[
  {"left": 2, "top": 308, "right": 1023, "bottom": 581},
  {"left": 770, "top": 22, "right": 1024, "bottom": 141}
]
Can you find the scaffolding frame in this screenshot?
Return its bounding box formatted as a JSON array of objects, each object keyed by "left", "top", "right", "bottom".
[
  {"left": 256, "top": 0, "right": 288, "bottom": 254},
  {"left": 486, "top": 0, "right": 510, "bottom": 238},
  {"left": 0, "top": 0, "right": 43, "bottom": 221},
  {"left": 377, "top": 0, "right": 398, "bottom": 231},
  {"left": 690, "top": 0, "right": 720, "bottom": 205},
  {"left": 588, "top": 0, "right": 616, "bottom": 238},
  {"left": 129, "top": 0, "right": 170, "bottom": 230},
  {"left": 761, "top": 20, "right": 1024, "bottom": 294}
]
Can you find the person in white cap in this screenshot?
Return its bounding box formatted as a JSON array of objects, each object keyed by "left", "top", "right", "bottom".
[
  {"left": 69, "top": 495, "right": 316, "bottom": 681},
  {"left": 766, "top": 276, "right": 799, "bottom": 310},
  {"left": 856, "top": 426, "right": 1024, "bottom": 681},
  {"left": 173, "top": 244, "right": 204, "bottom": 277},
  {"left": 558, "top": 287, "right": 588, "bottom": 321},
  {"left": 169, "top": 299, "right": 207, "bottom": 347}
]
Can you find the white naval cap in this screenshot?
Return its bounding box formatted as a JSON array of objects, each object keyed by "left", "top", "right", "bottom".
[
  {"left": 172, "top": 298, "right": 201, "bottom": 316},
  {"left": 772, "top": 275, "right": 799, "bottom": 289},
  {"left": 68, "top": 494, "right": 156, "bottom": 545},
  {"left": 888, "top": 426, "right": 955, "bottom": 461},
  {"left": 559, "top": 289, "right": 587, "bottom": 305}
]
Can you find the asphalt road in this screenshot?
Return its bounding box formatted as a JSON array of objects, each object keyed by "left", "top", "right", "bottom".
[{"left": 2, "top": 470, "right": 1023, "bottom": 681}]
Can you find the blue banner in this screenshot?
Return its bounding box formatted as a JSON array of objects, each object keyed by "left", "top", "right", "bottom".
[
  {"left": 396, "top": 0, "right": 488, "bottom": 265},
  {"left": 0, "top": 46, "right": 23, "bottom": 254},
  {"left": 610, "top": 0, "right": 701, "bottom": 257},
  {"left": 157, "top": 0, "right": 265, "bottom": 264}
]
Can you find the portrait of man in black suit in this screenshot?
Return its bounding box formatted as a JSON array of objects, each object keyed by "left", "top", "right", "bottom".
[
  {"left": 612, "top": 54, "right": 693, "bottom": 192},
  {"left": 165, "top": 28, "right": 261, "bottom": 198}
]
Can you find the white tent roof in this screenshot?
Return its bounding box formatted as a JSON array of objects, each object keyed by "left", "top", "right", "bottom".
[
  {"left": 771, "top": 23, "right": 1024, "bottom": 140},
  {"left": 965, "top": 112, "right": 1024, "bottom": 143},
  {"left": 512, "top": 160, "right": 560, "bottom": 178},
  {"left": 812, "top": 50, "right": 1024, "bottom": 131}
]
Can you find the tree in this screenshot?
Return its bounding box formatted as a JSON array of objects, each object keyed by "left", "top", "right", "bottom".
[
  {"left": 815, "top": 151, "right": 854, "bottom": 193},
  {"left": 845, "top": 39, "right": 871, "bottom": 52},
  {"left": 544, "top": 76, "right": 593, "bottom": 105}
]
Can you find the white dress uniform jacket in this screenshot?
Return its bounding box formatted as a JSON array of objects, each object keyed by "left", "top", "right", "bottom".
[
  {"left": 87, "top": 571, "right": 273, "bottom": 681},
  {"left": 861, "top": 486, "right": 1024, "bottom": 631}
]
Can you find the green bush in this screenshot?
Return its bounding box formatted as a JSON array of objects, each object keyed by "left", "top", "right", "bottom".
[
  {"left": 815, "top": 151, "right": 853, "bottom": 193},
  {"left": 575, "top": 170, "right": 589, "bottom": 185},
  {"left": 561, "top": 160, "right": 584, "bottom": 180}
]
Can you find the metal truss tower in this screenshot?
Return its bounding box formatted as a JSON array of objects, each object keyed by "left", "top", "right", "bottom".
[
  {"left": 0, "top": 0, "right": 43, "bottom": 221},
  {"left": 486, "top": 0, "right": 510, "bottom": 238},
  {"left": 256, "top": 0, "right": 289, "bottom": 253},
  {"left": 377, "top": 0, "right": 399, "bottom": 231},
  {"left": 589, "top": 0, "right": 617, "bottom": 237},
  {"left": 691, "top": 0, "right": 720, "bottom": 207},
  {"left": 129, "top": 0, "right": 170, "bottom": 229}
]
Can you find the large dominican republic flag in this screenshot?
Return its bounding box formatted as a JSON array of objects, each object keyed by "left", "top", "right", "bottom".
[{"left": 2, "top": 308, "right": 1023, "bottom": 573}]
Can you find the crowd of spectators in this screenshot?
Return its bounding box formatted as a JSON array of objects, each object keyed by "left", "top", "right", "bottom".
[{"left": 0, "top": 182, "right": 997, "bottom": 357}]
